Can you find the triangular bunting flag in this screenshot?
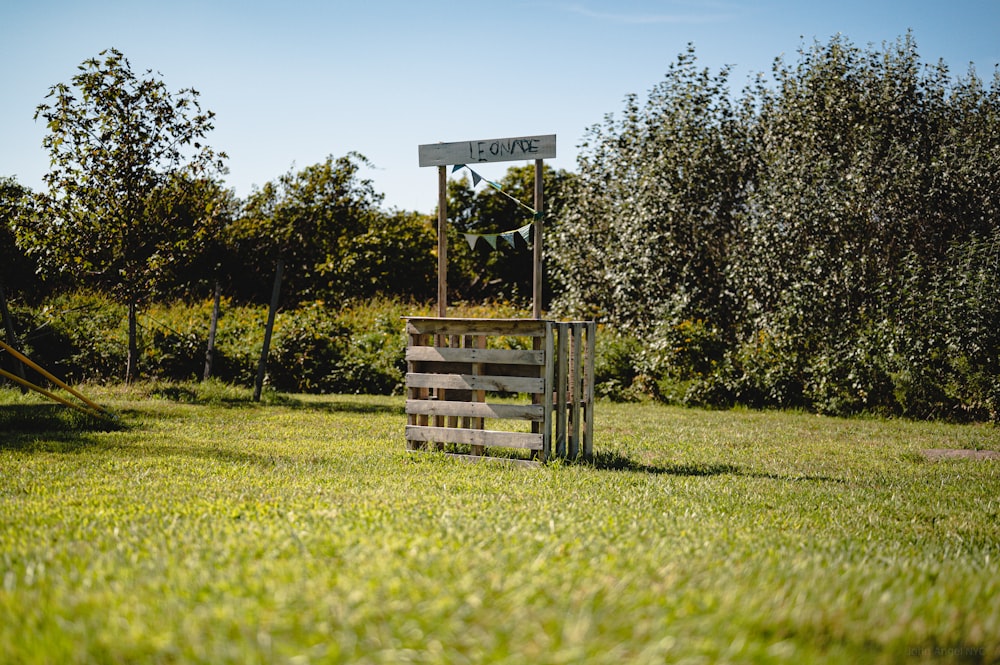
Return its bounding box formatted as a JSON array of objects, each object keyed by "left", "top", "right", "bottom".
[
  {"left": 471, "top": 170, "right": 482, "bottom": 187},
  {"left": 501, "top": 231, "right": 517, "bottom": 247},
  {"left": 518, "top": 224, "right": 532, "bottom": 243},
  {"left": 453, "top": 164, "right": 466, "bottom": 174},
  {"left": 484, "top": 234, "right": 498, "bottom": 249},
  {"left": 464, "top": 233, "right": 478, "bottom": 250}
]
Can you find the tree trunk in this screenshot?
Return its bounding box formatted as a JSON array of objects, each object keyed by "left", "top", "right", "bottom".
[
  {"left": 203, "top": 280, "right": 221, "bottom": 381},
  {"left": 126, "top": 299, "right": 138, "bottom": 384},
  {"left": 0, "top": 282, "right": 27, "bottom": 392},
  {"left": 254, "top": 259, "right": 284, "bottom": 402}
]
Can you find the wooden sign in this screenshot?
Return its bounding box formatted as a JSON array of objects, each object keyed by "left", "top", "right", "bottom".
[{"left": 419, "top": 134, "right": 556, "bottom": 167}]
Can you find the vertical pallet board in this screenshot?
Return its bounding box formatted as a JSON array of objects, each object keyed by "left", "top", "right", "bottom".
[
  {"left": 551, "top": 321, "right": 596, "bottom": 461},
  {"left": 404, "top": 318, "right": 595, "bottom": 463},
  {"left": 584, "top": 321, "right": 596, "bottom": 458}
]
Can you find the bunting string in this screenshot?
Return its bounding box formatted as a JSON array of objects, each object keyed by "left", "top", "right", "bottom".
[{"left": 452, "top": 164, "right": 541, "bottom": 251}]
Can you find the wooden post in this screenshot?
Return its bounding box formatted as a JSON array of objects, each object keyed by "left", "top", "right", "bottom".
[
  {"left": 584, "top": 321, "right": 596, "bottom": 459},
  {"left": 437, "top": 165, "right": 448, "bottom": 318},
  {"left": 533, "top": 158, "right": 544, "bottom": 319},
  {"left": 555, "top": 323, "right": 567, "bottom": 458},
  {"left": 570, "top": 322, "right": 583, "bottom": 459},
  {"left": 254, "top": 258, "right": 284, "bottom": 402},
  {"left": 202, "top": 280, "right": 221, "bottom": 381},
  {"left": 0, "top": 283, "right": 26, "bottom": 390},
  {"left": 542, "top": 322, "right": 554, "bottom": 461}
]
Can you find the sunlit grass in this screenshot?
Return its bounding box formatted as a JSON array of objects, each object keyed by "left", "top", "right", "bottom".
[{"left": 1, "top": 384, "right": 998, "bottom": 663}]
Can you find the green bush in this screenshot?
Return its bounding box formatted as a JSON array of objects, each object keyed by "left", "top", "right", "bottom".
[
  {"left": 2, "top": 294, "right": 537, "bottom": 396},
  {"left": 267, "top": 302, "right": 351, "bottom": 393},
  {"left": 888, "top": 231, "right": 1000, "bottom": 422},
  {"left": 13, "top": 292, "right": 128, "bottom": 382},
  {"left": 802, "top": 330, "right": 898, "bottom": 418},
  {"left": 591, "top": 329, "right": 643, "bottom": 402}
]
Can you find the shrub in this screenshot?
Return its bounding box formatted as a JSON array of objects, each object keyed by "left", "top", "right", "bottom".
[
  {"left": 267, "top": 302, "right": 351, "bottom": 393},
  {"left": 13, "top": 292, "right": 128, "bottom": 382},
  {"left": 591, "top": 329, "right": 643, "bottom": 402}
]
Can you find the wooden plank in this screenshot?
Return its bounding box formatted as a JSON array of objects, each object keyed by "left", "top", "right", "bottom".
[
  {"left": 406, "top": 330, "right": 424, "bottom": 450},
  {"left": 407, "top": 449, "right": 541, "bottom": 469},
  {"left": 570, "top": 322, "right": 583, "bottom": 459},
  {"left": 584, "top": 321, "right": 596, "bottom": 459},
  {"left": 555, "top": 323, "right": 567, "bottom": 458},
  {"left": 407, "top": 372, "right": 544, "bottom": 394},
  {"left": 471, "top": 334, "right": 486, "bottom": 456},
  {"left": 406, "top": 346, "right": 544, "bottom": 366},
  {"left": 406, "top": 399, "right": 544, "bottom": 421},
  {"left": 405, "top": 318, "right": 547, "bottom": 337},
  {"left": 419, "top": 135, "right": 556, "bottom": 167},
  {"left": 542, "top": 322, "right": 554, "bottom": 461},
  {"left": 405, "top": 426, "right": 543, "bottom": 450}
]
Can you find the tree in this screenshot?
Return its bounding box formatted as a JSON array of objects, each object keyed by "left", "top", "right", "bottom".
[
  {"left": 232, "top": 153, "right": 435, "bottom": 304},
  {"left": 17, "top": 48, "right": 227, "bottom": 381},
  {"left": 0, "top": 177, "right": 41, "bottom": 299},
  {"left": 727, "top": 34, "right": 1000, "bottom": 413},
  {"left": 149, "top": 178, "right": 240, "bottom": 301},
  {"left": 550, "top": 45, "right": 751, "bottom": 332},
  {"left": 549, "top": 36, "right": 1000, "bottom": 418}
]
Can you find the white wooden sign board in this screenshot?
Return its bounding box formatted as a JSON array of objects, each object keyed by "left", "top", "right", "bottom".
[{"left": 419, "top": 134, "right": 556, "bottom": 167}]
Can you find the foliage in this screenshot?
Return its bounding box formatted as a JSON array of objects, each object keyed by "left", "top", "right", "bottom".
[
  {"left": 17, "top": 48, "right": 227, "bottom": 380},
  {"left": 2, "top": 391, "right": 999, "bottom": 662},
  {"left": 231, "top": 154, "right": 435, "bottom": 305},
  {"left": 12, "top": 292, "right": 129, "bottom": 383},
  {"left": 590, "top": 329, "right": 644, "bottom": 402},
  {"left": 889, "top": 230, "right": 1000, "bottom": 421},
  {"left": 0, "top": 177, "right": 44, "bottom": 300},
  {"left": 445, "top": 164, "right": 575, "bottom": 305},
  {"left": 551, "top": 35, "right": 1000, "bottom": 421},
  {"left": 551, "top": 44, "right": 750, "bottom": 333},
  {"left": 4, "top": 292, "right": 536, "bottom": 396}
]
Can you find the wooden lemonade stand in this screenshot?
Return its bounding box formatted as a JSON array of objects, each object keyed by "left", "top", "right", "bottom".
[{"left": 406, "top": 135, "right": 595, "bottom": 464}]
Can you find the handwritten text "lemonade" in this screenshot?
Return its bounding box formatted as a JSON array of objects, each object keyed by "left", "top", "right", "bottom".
[{"left": 468, "top": 138, "right": 541, "bottom": 162}]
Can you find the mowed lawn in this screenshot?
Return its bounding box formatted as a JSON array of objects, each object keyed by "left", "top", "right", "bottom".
[{"left": 1, "top": 384, "right": 998, "bottom": 664}]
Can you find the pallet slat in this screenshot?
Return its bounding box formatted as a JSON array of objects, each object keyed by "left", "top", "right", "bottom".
[
  {"left": 406, "top": 318, "right": 547, "bottom": 337},
  {"left": 405, "top": 425, "right": 543, "bottom": 450},
  {"left": 406, "top": 346, "right": 544, "bottom": 366},
  {"left": 406, "top": 399, "right": 544, "bottom": 421},
  {"left": 406, "top": 372, "right": 544, "bottom": 394}
]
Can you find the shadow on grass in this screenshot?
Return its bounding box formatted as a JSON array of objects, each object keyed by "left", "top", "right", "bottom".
[
  {"left": 0, "top": 403, "right": 125, "bottom": 452},
  {"left": 0, "top": 405, "right": 314, "bottom": 466},
  {"left": 278, "top": 398, "right": 405, "bottom": 416},
  {"left": 147, "top": 384, "right": 404, "bottom": 416},
  {"left": 585, "top": 450, "right": 740, "bottom": 476},
  {"left": 584, "top": 449, "right": 846, "bottom": 483}
]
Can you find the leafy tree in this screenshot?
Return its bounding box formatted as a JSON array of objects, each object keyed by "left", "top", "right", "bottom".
[
  {"left": 551, "top": 45, "right": 751, "bottom": 332},
  {"left": 17, "top": 48, "right": 227, "bottom": 381},
  {"left": 232, "top": 153, "right": 435, "bottom": 304},
  {"left": 728, "top": 33, "right": 1000, "bottom": 413},
  {"left": 150, "top": 178, "right": 240, "bottom": 301},
  {"left": 0, "top": 177, "right": 41, "bottom": 300},
  {"left": 330, "top": 208, "right": 436, "bottom": 301},
  {"left": 550, "top": 36, "right": 1000, "bottom": 419}
]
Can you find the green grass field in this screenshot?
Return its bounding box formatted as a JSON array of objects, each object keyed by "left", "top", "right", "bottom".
[{"left": 1, "top": 382, "right": 998, "bottom": 664}]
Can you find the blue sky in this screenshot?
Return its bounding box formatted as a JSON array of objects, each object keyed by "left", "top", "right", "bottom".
[{"left": 2, "top": 0, "right": 998, "bottom": 214}]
